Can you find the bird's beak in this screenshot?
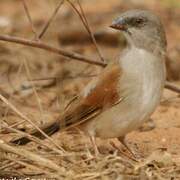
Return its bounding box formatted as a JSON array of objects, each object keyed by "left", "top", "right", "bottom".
[{"left": 109, "top": 19, "right": 127, "bottom": 31}]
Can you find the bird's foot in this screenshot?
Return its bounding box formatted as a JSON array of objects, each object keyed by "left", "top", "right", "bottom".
[{"left": 110, "top": 138, "right": 138, "bottom": 162}]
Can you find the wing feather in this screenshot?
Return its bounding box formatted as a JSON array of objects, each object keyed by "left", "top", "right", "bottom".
[{"left": 11, "top": 62, "right": 122, "bottom": 145}]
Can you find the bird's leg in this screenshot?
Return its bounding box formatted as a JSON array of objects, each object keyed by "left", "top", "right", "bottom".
[
  {"left": 110, "top": 138, "right": 137, "bottom": 161},
  {"left": 89, "top": 135, "right": 99, "bottom": 157},
  {"left": 118, "top": 137, "right": 137, "bottom": 159}
]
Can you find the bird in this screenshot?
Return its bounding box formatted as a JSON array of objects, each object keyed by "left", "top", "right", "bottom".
[{"left": 11, "top": 9, "right": 167, "bottom": 156}]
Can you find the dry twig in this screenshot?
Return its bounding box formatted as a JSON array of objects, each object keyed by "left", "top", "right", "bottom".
[
  {"left": 0, "top": 34, "right": 105, "bottom": 67},
  {"left": 0, "top": 141, "right": 64, "bottom": 173},
  {"left": 67, "top": 0, "right": 105, "bottom": 62},
  {"left": 22, "top": 0, "right": 38, "bottom": 40},
  {"left": 38, "top": 0, "right": 64, "bottom": 39}
]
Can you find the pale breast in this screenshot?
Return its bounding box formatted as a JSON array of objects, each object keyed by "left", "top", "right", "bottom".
[{"left": 83, "top": 47, "right": 166, "bottom": 138}]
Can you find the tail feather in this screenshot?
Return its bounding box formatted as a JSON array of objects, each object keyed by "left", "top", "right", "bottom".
[{"left": 11, "top": 121, "right": 60, "bottom": 145}]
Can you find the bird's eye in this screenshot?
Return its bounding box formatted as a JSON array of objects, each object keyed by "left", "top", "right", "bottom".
[{"left": 135, "top": 18, "right": 144, "bottom": 24}]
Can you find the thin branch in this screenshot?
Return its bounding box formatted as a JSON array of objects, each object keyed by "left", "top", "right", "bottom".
[
  {"left": 38, "top": 0, "right": 64, "bottom": 39},
  {"left": 67, "top": 0, "right": 105, "bottom": 62},
  {"left": 77, "top": 0, "right": 105, "bottom": 62},
  {"left": 66, "top": 0, "right": 88, "bottom": 32},
  {"left": 22, "top": 0, "right": 38, "bottom": 40},
  {"left": 165, "top": 81, "right": 180, "bottom": 94},
  {"left": 0, "top": 35, "right": 179, "bottom": 94},
  {"left": 0, "top": 34, "right": 106, "bottom": 67}
]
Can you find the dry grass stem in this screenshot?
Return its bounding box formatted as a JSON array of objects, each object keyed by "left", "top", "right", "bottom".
[
  {"left": 0, "top": 93, "right": 64, "bottom": 151},
  {"left": 0, "top": 141, "right": 64, "bottom": 174},
  {"left": 22, "top": 0, "right": 39, "bottom": 40},
  {"left": 67, "top": 0, "right": 105, "bottom": 62},
  {"left": 5, "top": 157, "right": 61, "bottom": 179},
  {"left": 38, "top": 0, "right": 64, "bottom": 39}
]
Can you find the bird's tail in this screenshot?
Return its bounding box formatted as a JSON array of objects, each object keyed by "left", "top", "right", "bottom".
[{"left": 10, "top": 120, "right": 60, "bottom": 145}]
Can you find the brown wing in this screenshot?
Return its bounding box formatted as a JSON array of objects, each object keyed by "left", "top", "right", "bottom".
[
  {"left": 11, "top": 62, "right": 122, "bottom": 145},
  {"left": 59, "top": 62, "right": 122, "bottom": 129}
]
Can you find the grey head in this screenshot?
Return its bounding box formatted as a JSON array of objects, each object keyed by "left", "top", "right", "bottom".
[{"left": 110, "top": 10, "right": 167, "bottom": 56}]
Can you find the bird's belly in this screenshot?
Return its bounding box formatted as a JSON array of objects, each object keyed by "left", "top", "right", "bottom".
[
  {"left": 81, "top": 101, "right": 144, "bottom": 138},
  {"left": 82, "top": 89, "right": 160, "bottom": 139}
]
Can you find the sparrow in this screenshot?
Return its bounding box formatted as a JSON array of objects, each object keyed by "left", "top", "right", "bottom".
[{"left": 11, "top": 10, "right": 167, "bottom": 155}]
